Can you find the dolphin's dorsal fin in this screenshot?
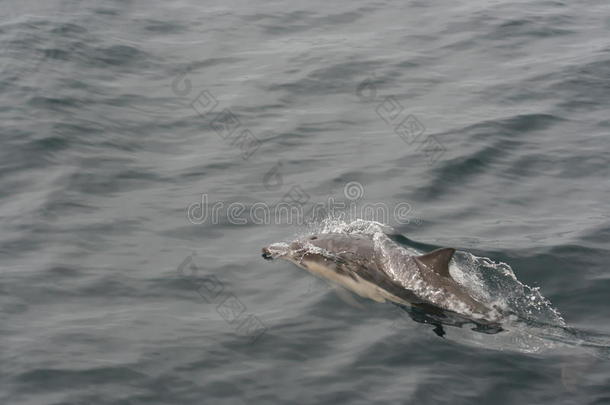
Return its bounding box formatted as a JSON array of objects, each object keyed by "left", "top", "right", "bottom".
[{"left": 415, "top": 248, "right": 455, "bottom": 278}]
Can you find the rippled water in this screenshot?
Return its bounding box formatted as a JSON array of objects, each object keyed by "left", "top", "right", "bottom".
[{"left": 2, "top": 0, "right": 610, "bottom": 404}]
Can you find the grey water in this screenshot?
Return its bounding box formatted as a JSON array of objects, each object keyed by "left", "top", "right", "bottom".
[{"left": 2, "top": 0, "right": 610, "bottom": 404}]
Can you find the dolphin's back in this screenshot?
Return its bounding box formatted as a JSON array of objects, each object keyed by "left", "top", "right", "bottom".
[
  {"left": 309, "top": 233, "right": 497, "bottom": 321},
  {"left": 310, "top": 234, "right": 425, "bottom": 304}
]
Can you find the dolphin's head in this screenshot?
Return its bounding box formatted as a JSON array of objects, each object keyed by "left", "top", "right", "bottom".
[
  {"left": 262, "top": 233, "right": 388, "bottom": 304},
  {"left": 262, "top": 233, "right": 375, "bottom": 266},
  {"left": 261, "top": 235, "right": 322, "bottom": 262},
  {"left": 262, "top": 234, "right": 347, "bottom": 279},
  {"left": 261, "top": 242, "right": 292, "bottom": 261}
]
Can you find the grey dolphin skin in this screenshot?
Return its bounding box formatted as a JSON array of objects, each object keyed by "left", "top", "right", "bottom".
[{"left": 262, "top": 233, "right": 503, "bottom": 336}]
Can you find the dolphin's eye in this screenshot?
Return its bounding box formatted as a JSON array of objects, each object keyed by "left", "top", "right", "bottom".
[{"left": 309, "top": 236, "right": 318, "bottom": 240}]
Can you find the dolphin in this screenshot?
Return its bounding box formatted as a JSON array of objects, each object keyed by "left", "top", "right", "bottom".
[{"left": 262, "top": 232, "right": 504, "bottom": 336}]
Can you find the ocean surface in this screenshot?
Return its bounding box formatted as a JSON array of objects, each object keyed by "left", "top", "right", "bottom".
[{"left": 2, "top": 0, "right": 610, "bottom": 403}]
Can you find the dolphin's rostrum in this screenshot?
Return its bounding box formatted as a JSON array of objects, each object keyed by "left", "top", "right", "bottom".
[{"left": 262, "top": 232, "right": 504, "bottom": 336}]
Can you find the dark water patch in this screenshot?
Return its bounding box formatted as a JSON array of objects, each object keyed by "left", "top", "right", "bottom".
[
  {"left": 263, "top": 126, "right": 323, "bottom": 148},
  {"left": 143, "top": 19, "right": 185, "bottom": 34},
  {"left": 557, "top": 155, "right": 610, "bottom": 178},
  {"left": 5, "top": 270, "right": 209, "bottom": 303},
  {"left": 29, "top": 136, "right": 70, "bottom": 151},
  {"left": 403, "top": 113, "right": 564, "bottom": 199},
  {"left": 66, "top": 169, "right": 165, "bottom": 195},
  {"left": 52, "top": 120, "right": 118, "bottom": 138},
  {"left": 42, "top": 37, "right": 153, "bottom": 72},
  {"left": 470, "top": 113, "right": 564, "bottom": 136},
  {"left": 559, "top": 280, "right": 610, "bottom": 317},
  {"left": 90, "top": 44, "right": 151, "bottom": 67},
  {"left": 579, "top": 226, "right": 610, "bottom": 249},
  {"left": 42, "top": 47, "right": 71, "bottom": 60},
  {"left": 16, "top": 367, "right": 149, "bottom": 391},
  {"left": 0, "top": 236, "right": 48, "bottom": 258},
  {"left": 409, "top": 141, "right": 512, "bottom": 201},
  {"left": 269, "top": 60, "right": 384, "bottom": 95},
  {"left": 178, "top": 161, "right": 237, "bottom": 178},
  {"left": 543, "top": 59, "right": 610, "bottom": 111},
  {"left": 46, "top": 265, "right": 83, "bottom": 278},
  {"left": 481, "top": 80, "right": 554, "bottom": 104},
  {"left": 492, "top": 16, "right": 575, "bottom": 39},
  {"left": 254, "top": 9, "right": 369, "bottom": 35},
  {"left": 50, "top": 22, "right": 88, "bottom": 36},
  {"left": 93, "top": 7, "right": 120, "bottom": 17},
  {"left": 318, "top": 9, "right": 371, "bottom": 26},
  {"left": 176, "top": 56, "right": 244, "bottom": 73},
  {"left": 28, "top": 95, "right": 83, "bottom": 110},
  {"left": 500, "top": 153, "right": 557, "bottom": 180}
]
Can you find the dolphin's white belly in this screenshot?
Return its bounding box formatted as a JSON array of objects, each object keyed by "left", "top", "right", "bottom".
[{"left": 304, "top": 261, "right": 408, "bottom": 305}]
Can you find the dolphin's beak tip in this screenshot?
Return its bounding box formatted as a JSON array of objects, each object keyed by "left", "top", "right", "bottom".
[{"left": 261, "top": 247, "right": 273, "bottom": 260}]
